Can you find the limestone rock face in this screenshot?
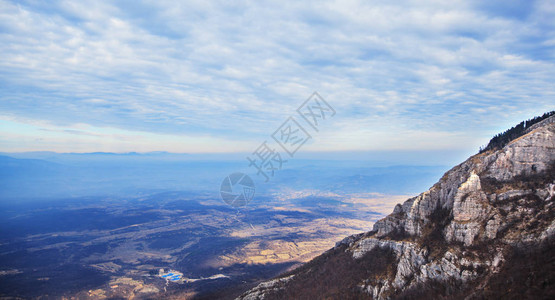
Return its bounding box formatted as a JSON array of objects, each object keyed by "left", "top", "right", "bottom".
[
  {"left": 237, "top": 116, "right": 555, "bottom": 300},
  {"left": 238, "top": 275, "right": 295, "bottom": 300}
]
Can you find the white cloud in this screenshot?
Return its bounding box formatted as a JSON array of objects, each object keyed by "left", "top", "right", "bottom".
[{"left": 0, "top": 0, "right": 554, "bottom": 153}]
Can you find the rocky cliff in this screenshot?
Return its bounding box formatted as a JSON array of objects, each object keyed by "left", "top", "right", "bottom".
[{"left": 238, "top": 114, "right": 555, "bottom": 300}]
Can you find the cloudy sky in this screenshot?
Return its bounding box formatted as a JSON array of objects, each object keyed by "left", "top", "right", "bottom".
[{"left": 0, "top": 0, "right": 554, "bottom": 154}]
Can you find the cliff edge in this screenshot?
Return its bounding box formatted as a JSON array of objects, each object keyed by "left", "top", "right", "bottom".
[{"left": 238, "top": 114, "right": 555, "bottom": 300}]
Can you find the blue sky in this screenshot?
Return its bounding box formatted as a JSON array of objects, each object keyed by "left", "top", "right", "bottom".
[{"left": 0, "top": 0, "right": 553, "bottom": 154}]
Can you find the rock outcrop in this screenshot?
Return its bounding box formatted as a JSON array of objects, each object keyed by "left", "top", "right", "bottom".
[{"left": 237, "top": 114, "right": 555, "bottom": 299}]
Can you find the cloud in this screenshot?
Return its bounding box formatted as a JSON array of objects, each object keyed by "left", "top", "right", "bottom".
[
  {"left": 0, "top": 0, "right": 554, "bottom": 153},
  {"left": 0, "top": 117, "right": 253, "bottom": 153}
]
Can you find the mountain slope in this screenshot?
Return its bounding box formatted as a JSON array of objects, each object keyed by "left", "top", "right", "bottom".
[{"left": 238, "top": 115, "right": 555, "bottom": 300}]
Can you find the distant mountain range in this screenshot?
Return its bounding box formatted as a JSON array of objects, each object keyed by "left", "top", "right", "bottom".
[
  {"left": 0, "top": 152, "right": 448, "bottom": 201},
  {"left": 238, "top": 114, "right": 555, "bottom": 299}
]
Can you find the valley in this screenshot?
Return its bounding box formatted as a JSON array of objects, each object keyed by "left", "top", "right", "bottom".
[{"left": 0, "top": 190, "right": 405, "bottom": 299}]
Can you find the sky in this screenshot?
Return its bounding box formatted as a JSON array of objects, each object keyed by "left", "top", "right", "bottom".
[{"left": 0, "top": 0, "right": 554, "bottom": 155}]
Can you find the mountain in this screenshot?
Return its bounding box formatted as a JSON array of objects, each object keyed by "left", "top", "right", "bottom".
[
  {"left": 0, "top": 151, "right": 447, "bottom": 201},
  {"left": 238, "top": 114, "right": 555, "bottom": 299}
]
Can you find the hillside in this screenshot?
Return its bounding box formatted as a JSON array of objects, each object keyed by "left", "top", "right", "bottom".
[{"left": 238, "top": 114, "right": 555, "bottom": 299}]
